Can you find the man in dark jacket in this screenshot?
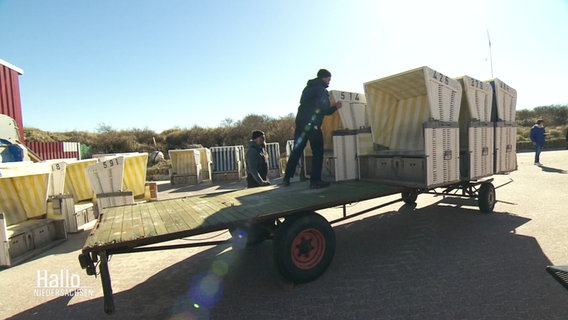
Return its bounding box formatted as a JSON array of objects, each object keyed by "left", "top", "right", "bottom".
[
  {"left": 530, "top": 119, "right": 546, "bottom": 166},
  {"left": 282, "top": 69, "right": 342, "bottom": 188},
  {"left": 246, "top": 130, "right": 270, "bottom": 188}
]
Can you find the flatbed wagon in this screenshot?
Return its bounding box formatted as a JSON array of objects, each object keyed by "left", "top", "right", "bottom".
[
  {"left": 78, "top": 66, "right": 515, "bottom": 313},
  {"left": 79, "top": 178, "right": 498, "bottom": 313}
]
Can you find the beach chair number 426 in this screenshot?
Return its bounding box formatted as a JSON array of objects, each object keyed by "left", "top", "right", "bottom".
[{"left": 432, "top": 71, "right": 450, "bottom": 85}]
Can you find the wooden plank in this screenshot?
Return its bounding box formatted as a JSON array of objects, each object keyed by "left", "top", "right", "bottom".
[
  {"left": 167, "top": 199, "right": 204, "bottom": 231},
  {"left": 232, "top": 181, "right": 399, "bottom": 218},
  {"left": 119, "top": 205, "right": 133, "bottom": 242},
  {"left": 186, "top": 196, "right": 218, "bottom": 224},
  {"left": 83, "top": 181, "right": 403, "bottom": 251},
  {"left": 155, "top": 201, "right": 182, "bottom": 233},
  {"left": 85, "top": 210, "right": 111, "bottom": 248},
  {"left": 166, "top": 200, "right": 194, "bottom": 230},
  {"left": 106, "top": 205, "right": 126, "bottom": 245},
  {"left": 115, "top": 206, "right": 128, "bottom": 240},
  {"left": 193, "top": 194, "right": 244, "bottom": 224},
  {"left": 89, "top": 206, "right": 121, "bottom": 247},
  {"left": 146, "top": 202, "right": 168, "bottom": 236},
  {"left": 215, "top": 185, "right": 316, "bottom": 219},
  {"left": 175, "top": 197, "right": 222, "bottom": 227},
  {"left": 139, "top": 202, "right": 157, "bottom": 238},
  {"left": 128, "top": 203, "right": 145, "bottom": 240},
  {"left": 152, "top": 201, "right": 176, "bottom": 235},
  {"left": 228, "top": 187, "right": 282, "bottom": 218},
  {"left": 194, "top": 193, "right": 236, "bottom": 223}
]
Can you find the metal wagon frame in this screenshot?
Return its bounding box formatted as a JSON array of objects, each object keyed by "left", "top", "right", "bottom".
[{"left": 78, "top": 178, "right": 500, "bottom": 313}]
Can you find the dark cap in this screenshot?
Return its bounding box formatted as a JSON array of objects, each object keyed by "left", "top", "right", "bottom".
[
  {"left": 536, "top": 119, "right": 544, "bottom": 124},
  {"left": 317, "top": 69, "right": 331, "bottom": 78},
  {"left": 251, "top": 130, "right": 264, "bottom": 140}
]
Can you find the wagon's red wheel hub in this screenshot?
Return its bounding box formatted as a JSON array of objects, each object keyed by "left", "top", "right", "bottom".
[{"left": 292, "top": 228, "right": 326, "bottom": 269}]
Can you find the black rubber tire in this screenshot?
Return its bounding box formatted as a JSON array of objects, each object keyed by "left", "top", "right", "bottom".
[
  {"left": 401, "top": 189, "right": 419, "bottom": 204},
  {"left": 478, "top": 182, "right": 496, "bottom": 213},
  {"left": 230, "top": 221, "right": 273, "bottom": 249},
  {"left": 273, "top": 212, "right": 335, "bottom": 284}
]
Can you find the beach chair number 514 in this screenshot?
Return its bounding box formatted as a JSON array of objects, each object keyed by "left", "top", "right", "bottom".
[{"left": 339, "top": 92, "right": 361, "bottom": 102}]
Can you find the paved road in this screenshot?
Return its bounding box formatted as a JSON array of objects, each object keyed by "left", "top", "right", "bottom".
[{"left": 1, "top": 150, "right": 567, "bottom": 319}]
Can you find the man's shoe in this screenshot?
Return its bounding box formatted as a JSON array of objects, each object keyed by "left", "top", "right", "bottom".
[
  {"left": 310, "top": 181, "right": 330, "bottom": 189},
  {"left": 282, "top": 177, "right": 290, "bottom": 186}
]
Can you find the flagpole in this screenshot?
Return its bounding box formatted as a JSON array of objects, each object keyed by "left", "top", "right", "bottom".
[{"left": 487, "top": 30, "right": 494, "bottom": 78}]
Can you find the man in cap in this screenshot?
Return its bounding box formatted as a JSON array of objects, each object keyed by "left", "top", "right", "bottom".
[
  {"left": 246, "top": 130, "right": 271, "bottom": 187},
  {"left": 282, "top": 69, "right": 342, "bottom": 188}
]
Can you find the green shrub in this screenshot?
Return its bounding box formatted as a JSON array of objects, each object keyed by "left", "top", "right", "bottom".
[{"left": 23, "top": 107, "right": 568, "bottom": 159}]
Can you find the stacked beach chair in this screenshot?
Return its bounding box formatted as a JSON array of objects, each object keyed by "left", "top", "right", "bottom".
[{"left": 361, "top": 66, "right": 463, "bottom": 188}]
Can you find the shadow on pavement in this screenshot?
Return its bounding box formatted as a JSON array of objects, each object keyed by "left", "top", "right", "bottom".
[
  {"left": 157, "top": 180, "right": 245, "bottom": 194},
  {"left": 540, "top": 165, "right": 567, "bottom": 174},
  {"left": 8, "top": 203, "right": 568, "bottom": 320}
]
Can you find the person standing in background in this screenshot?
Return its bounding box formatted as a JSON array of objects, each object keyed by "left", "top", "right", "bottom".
[
  {"left": 530, "top": 119, "right": 546, "bottom": 166},
  {"left": 246, "top": 130, "right": 270, "bottom": 187}
]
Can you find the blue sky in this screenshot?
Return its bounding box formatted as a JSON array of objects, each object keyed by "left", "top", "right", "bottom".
[{"left": 1, "top": 0, "right": 567, "bottom": 133}]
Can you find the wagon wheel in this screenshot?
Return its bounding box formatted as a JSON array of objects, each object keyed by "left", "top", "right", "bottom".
[
  {"left": 401, "top": 189, "right": 419, "bottom": 204},
  {"left": 478, "top": 182, "right": 496, "bottom": 213},
  {"left": 273, "top": 212, "right": 336, "bottom": 283}
]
